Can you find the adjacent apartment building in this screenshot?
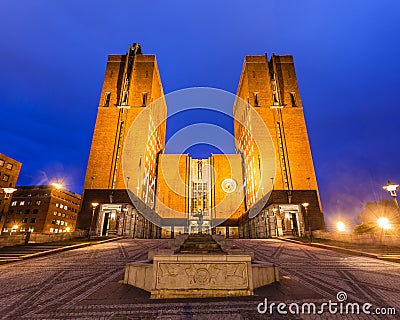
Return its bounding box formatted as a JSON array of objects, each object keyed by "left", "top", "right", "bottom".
[{"left": 2, "top": 185, "right": 81, "bottom": 235}]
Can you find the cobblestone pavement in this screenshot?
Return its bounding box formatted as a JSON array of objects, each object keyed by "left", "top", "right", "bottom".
[{"left": 0, "top": 239, "right": 399, "bottom": 319}]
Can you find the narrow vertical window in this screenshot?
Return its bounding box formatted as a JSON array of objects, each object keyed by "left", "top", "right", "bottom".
[
  {"left": 121, "top": 91, "right": 128, "bottom": 105},
  {"left": 254, "top": 92, "right": 259, "bottom": 106},
  {"left": 142, "top": 92, "right": 148, "bottom": 106},
  {"left": 290, "top": 92, "right": 296, "bottom": 107},
  {"left": 273, "top": 93, "right": 279, "bottom": 105},
  {"left": 104, "top": 92, "right": 111, "bottom": 107}
]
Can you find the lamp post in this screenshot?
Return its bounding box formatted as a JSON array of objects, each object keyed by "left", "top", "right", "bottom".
[
  {"left": 89, "top": 202, "right": 99, "bottom": 240},
  {"left": 1, "top": 187, "right": 17, "bottom": 235},
  {"left": 301, "top": 202, "right": 312, "bottom": 242},
  {"left": 383, "top": 180, "right": 399, "bottom": 210}
]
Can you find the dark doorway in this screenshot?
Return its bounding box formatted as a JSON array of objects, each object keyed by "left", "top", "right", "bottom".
[{"left": 102, "top": 212, "right": 110, "bottom": 236}]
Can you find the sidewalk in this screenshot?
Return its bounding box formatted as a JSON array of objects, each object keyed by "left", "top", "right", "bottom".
[{"left": 280, "top": 236, "right": 400, "bottom": 263}]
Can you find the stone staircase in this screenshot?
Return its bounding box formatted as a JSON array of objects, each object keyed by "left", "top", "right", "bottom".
[{"left": 175, "top": 234, "right": 225, "bottom": 254}]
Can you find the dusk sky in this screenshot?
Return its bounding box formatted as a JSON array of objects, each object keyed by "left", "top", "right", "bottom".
[{"left": 2, "top": 0, "right": 400, "bottom": 229}]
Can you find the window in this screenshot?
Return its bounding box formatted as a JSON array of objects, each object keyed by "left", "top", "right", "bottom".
[
  {"left": 6, "top": 163, "right": 13, "bottom": 170},
  {"left": 290, "top": 92, "right": 296, "bottom": 107},
  {"left": 8, "top": 210, "right": 13, "bottom": 215},
  {"left": 30, "top": 218, "right": 36, "bottom": 223},
  {"left": 11, "top": 201, "right": 17, "bottom": 206},
  {"left": 254, "top": 92, "right": 259, "bottom": 106},
  {"left": 27, "top": 201, "right": 31, "bottom": 205},
  {"left": 103, "top": 92, "right": 111, "bottom": 107},
  {"left": 25, "top": 209, "right": 30, "bottom": 214},
  {"left": 54, "top": 211, "right": 57, "bottom": 216},
  {"left": 121, "top": 91, "right": 128, "bottom": 105},
  {"left": 19, "top": 201, "right": 25, "bottom": 206},
  {"left": 23, "top": 218, "right": 28, "bottom": 223},
  {"left": 50, "top": 228, "right": 54, "bottom": 233},
  {"left": 51, "top": 219, "right": 56, "bottom": 224},
  {"left": 62, "top": 213, "right": 66, "bottom": 218},
  {"left": 0, "top": 159, "right": 4, "bottom": 166},
  {"left": 36, "top": 200, "right": 41, "bottom": 206},
  {"left": 142, "top": 92, "right": 148, "bottom": 106},
  {"left": 2, "top": 174, "right": 9, "bottom": 182},
  {"left": 33, "top": 209, "right": 38, "bottom": 214},
  {"left": 16, "top": 210, "right": 22, "bottom": 214}
]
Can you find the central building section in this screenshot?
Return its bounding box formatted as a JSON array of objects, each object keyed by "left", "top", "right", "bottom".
[{"left": 155, "top": 154, "right": 244, "bottom": 235}]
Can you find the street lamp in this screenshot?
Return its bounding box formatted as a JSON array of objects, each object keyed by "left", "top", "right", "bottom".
[
  {"left": 377, "top": 217, "right": 391, "bottom": 230},
  {"left": 301, "top": 202, "right": 312, "bottom": 242},
  {"left": 383, "top": 180, "right": 399, "bottom": 209},
  {"left": 1, "top": 188, "right": 18, "bottom": 234},
  {"left": 89, "top": 202, "right": 99, "bottom": 240},
  {"left": 377, "top": 217, "right": 391, "bottom": 245}
]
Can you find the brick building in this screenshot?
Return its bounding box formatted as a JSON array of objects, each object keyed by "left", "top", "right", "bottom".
[
  {"left": 0, "top": 153, "right": 22, "bottom": 232},
  {"left": 78, "top": 44, "right": 325, "bottom": 238},
  {"left": 2, "top": 185, "right": 81, "bottom": 235}
]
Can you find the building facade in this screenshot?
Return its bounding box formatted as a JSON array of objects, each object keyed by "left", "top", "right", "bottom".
[
  {"left": 2, "top": 185, "right": 81, "bottom": 235},
  {"left": 78, "top": 44, "right": 325, "bottom": 238},
  {"left": 0, "top": 153, "right": 22, "bottom": 232}
]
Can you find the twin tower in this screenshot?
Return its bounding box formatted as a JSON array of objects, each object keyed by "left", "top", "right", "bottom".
[{"left": 78, "top": 44, "right": 325, "bottom": 238}]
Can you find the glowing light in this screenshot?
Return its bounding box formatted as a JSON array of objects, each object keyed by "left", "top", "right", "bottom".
[
  {"left": 377, "top": 217, "right": 391, "bottom": 230},
  {"left": 51, "top": 182, "right": 63, "bottom": 189},
  {"left": 301, "top": 202, "right": 309, "bottom": 208},
  {"left": 65, "top": 227, "right": 70, "bottom": 232},
  {"left": 336, "top": 221, "right": 346, "bottom": 232},
  {"left": 12, "top": 224, "right": 18, "bottom": 230},
  {"left": 91, "top": 202, "right": 99, "bottom": 208}
]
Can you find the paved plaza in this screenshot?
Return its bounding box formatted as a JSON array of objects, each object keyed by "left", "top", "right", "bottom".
[{"left": 0, "top": 238, "right": 399, "bottom": 319}]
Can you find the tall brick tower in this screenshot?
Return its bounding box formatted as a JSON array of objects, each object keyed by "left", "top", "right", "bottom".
[
  {"left": 83, "top": 44, "right": 166, "bottom": 196},
  {"left": 235, "top": 54, "right": 325, "bottom": 234}
]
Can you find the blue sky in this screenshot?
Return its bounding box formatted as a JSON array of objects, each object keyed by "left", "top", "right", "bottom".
[{"left": 1, "top": 0, "right": 400, "bottom": 227}]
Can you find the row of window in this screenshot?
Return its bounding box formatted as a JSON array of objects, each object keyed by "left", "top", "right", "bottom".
[
  {"left": 11, "top": 200, "right": 41, "bottom": 206},
  {"left": 3, "top": 227, "right": 34, "bottom": 233},
  {"left": 9, "top": 209, "right": 39, "bottom": 215},
  {"left": 6, "top": 217, "right": 36, "bottom": 223},
  {"left": 51, "top": 219, "right": 71, "bottom": 227},
  {"left": 0, "top": 159, "right": 13, "bottom": 170},
  {"left": 49, "top": 228, "right": 69, "bottom": 233},
  {"left": 53, "top": 211, "right": 76, "bottom": 220},
  {"left": 13, "top": 194, "right": 80, "bottom": 206}
]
